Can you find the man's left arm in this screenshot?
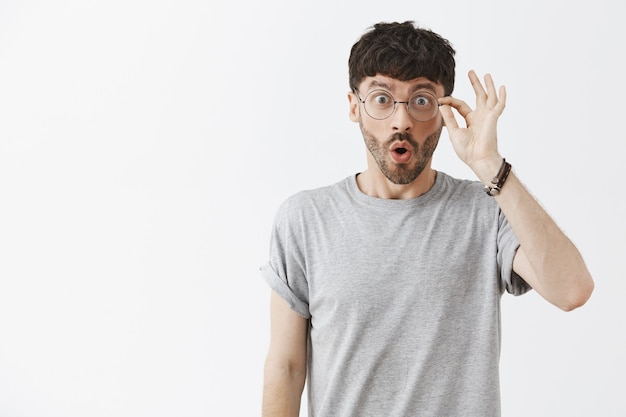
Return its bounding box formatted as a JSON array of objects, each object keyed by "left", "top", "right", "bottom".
[
  {"left": 440, "top": 70, "right": 594, "bottom": 311},
  {"left": 476, "top": 158, "right": 593, "bottom": 310}
]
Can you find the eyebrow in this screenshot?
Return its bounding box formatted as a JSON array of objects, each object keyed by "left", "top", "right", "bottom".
[{"left": 365, "top": 80, "right": 438, "bottom": 95}]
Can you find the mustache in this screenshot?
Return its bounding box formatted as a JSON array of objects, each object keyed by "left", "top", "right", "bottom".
[{"left": 387, "top": 132, "right": 418, "bottom": 148}]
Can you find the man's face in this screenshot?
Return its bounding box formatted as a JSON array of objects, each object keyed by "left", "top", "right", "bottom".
[{"left": 349, "top": 75, "right": 445, "bottom": 185}]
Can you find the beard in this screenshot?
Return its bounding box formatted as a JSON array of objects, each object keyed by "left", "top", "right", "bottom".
[{"left": 360, "top": 123, "right": 443, "bottom": 185}]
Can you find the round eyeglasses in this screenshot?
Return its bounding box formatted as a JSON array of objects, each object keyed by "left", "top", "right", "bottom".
[{"left": 355, "top": 89, "right": 441, "bottom": 122}]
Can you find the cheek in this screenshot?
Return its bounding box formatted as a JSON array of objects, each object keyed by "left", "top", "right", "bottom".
[
  {"left": 423, "top": 119, "right": 444, "bottom": 139},
  {"left": 360, "top": 117, "right": 388, "bottom": 136},
  {"left": 424, "top": 125, "right": 443, "bottom": 151}
]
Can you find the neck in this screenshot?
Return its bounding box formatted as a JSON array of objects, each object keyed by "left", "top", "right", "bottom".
[{"left": 356, "top": 168, "right": 437, "bottom": 199}]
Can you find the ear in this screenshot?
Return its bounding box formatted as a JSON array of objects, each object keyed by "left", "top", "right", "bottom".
[{"left": 347, "top": 91, "right": 360, "bottom": 123}]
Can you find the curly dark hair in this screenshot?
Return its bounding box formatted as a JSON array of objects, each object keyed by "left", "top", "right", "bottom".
[{"left": 348, "top": 21, "right": 456, "bottom": 96}]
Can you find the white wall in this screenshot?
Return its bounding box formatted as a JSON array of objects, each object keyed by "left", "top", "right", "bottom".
[{"left": 0, "top": 1, "right": 624, "bottom": 416}]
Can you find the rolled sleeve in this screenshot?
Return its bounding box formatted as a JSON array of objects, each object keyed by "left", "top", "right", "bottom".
[{"left": 261, "top": 263, "right": 311, "bottom": 319}]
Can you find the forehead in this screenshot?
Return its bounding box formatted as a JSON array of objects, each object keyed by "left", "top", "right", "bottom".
[{"left": 359, "top": 75, "right": 444, "bottom": 97}]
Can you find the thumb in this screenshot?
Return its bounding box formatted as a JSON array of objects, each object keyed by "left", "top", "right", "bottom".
[{"left": 439, "top": 104, "right": 459, "bottom": 132}]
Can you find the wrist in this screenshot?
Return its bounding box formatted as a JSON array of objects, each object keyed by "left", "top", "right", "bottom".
[
  {"left": 470, "top": 155, "right": 504, "bottom": 185},
  {"left": 481, "top": 158, "right": 512, "bottom": 196}
]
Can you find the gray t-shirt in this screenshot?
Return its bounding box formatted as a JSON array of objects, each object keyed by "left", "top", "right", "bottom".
[{"left": 261, "top": 172, "right": 530, "bottom": 417}]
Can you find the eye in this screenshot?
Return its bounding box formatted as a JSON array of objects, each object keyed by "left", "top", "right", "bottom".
[
  {"left": 411, "top": 94, "right": 432, "bottom": 107},
  {"left": 374, "top": 94, "right": 390, "bottom": 104},
  {"left": 368, "top": 91, "right": 393, "bottom": 106}
]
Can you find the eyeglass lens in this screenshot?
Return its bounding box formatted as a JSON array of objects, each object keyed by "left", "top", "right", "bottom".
[{"left": 363, "top": 90, "right": 438, "bottom": 121}]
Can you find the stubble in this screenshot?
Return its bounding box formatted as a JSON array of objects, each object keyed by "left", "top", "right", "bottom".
[{"left": 360, "top": 124, "right": 443, "bottom": 185}]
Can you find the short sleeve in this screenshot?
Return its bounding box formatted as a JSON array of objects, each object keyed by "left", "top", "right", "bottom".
[
  {"left": 497, "top": 209, "right": 532, "bottom": 296},
  {"left": 260, "top": 198, "right": 311, "bottom": 318}
]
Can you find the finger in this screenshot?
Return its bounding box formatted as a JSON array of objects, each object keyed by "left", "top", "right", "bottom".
[
  {"left": 438, "top": 104, "right": 459, "bottom": 131},
  {"left": 497, "top": 85, "right": 507, "bottom": 112},
  {"left": 483, "top": 73, "right": 498, "bottom": 107},
  {"left": 468, "top": 70, "right": 487, "bottom": 105},
  {"left": 438, "top": 96, "right": 473, "bottom": 118}
]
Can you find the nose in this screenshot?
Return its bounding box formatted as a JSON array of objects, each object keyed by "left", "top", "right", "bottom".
[{"left": 391, "top": 101, "right": 413, "bottom": 132}]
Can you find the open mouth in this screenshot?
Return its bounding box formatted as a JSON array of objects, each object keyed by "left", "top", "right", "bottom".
[{"left": 389, "top": 142, "right": 412, "bottom": 164}]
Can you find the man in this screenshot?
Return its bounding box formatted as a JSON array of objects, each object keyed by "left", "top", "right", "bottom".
[{"left": 261, "top": 21, "right": 593, "bottom": 416}]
